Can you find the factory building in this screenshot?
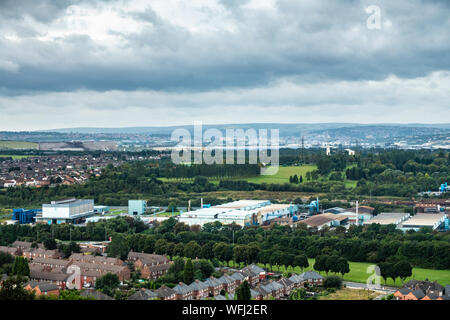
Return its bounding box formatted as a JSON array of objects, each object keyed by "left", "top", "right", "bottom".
[
  {"left": 362, "top": 212, "right": 410, "bottom": 227},
  {"left": 128, "top": 200, "right": 147, "bottom": 215},
  {"left": 12, "top": 209, "right": 41, "bottom": 224},
  {"left": 178, "top": 200, "right": 298, "bottom": 227},
  {"left": 400, "top": 213, "right": 448, "bottom": 231},
  {"left": 36, "top": 198, "right": 95, "bottom": 225}
]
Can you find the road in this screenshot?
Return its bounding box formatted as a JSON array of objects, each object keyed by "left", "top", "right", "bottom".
[{"left": 344, "top": 281, "right": 397, "bottom": 293}]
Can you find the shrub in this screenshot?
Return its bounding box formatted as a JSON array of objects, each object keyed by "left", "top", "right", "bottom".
[{"left": 323, "top": 276, "right": 343, "bottom": 289}]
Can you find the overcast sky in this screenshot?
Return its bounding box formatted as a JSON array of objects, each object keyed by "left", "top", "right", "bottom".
[{"left": 0, "top": 0, "right": 449, "bottom": 130}]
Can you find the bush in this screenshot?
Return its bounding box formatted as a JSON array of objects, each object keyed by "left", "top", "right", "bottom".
[{"left": 323, "top": 276, "right": 343, "bottom": 289}]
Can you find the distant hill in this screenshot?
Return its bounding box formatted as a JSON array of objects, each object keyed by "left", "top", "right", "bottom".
[
  {"left": 311, "top": 125, "right": 450, "bottom": 141},
  {"left": 44, "top": 123, "right": 450, "bottom": 137}
]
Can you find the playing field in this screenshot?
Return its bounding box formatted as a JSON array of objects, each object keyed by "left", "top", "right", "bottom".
[
  {"left": 230, "top": 259, "right": 450, "bottom": 287},
  {"left": 0, "top": 141, "right": 38, "bottom": 150},
  {"left": 162, "top": 165, "right": 318, "bottom": 185},
  {"left": 0, "top": 154, "right": 34, "bottom": 159},
  {"left": 245, "top": 165, "right": 317, "bottom": 184}
]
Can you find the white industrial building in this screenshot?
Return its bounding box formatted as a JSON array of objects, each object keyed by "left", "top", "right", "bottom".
[
  {"left": 399, "top": 213, "right": 448, "bottom": 231},
  {"left": 362, "top": 212, "right": 410, "bottom": 227},
  {"left": 178, "top": 200, "right": 298, "bottom": 227},
  {"left": 36, "top": 198, "right": 95, "bottom": 225}
]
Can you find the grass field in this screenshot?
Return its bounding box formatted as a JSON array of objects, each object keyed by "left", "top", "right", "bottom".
[
  {"left": 230, "top": 259, "right": 450, "bottom": 287},
  {"left": 0, "top": 141, "right": 38, "bottom": 150},
  {"left": 155, "top": 211, "right": 181, "bottom": 217},
  {"left": 0, "top": 154, "right": 34, "bottom": 159},
  {"left": 319, "top": 288, "right": 379, "bottom": 300},
  {"left": 162, "top": 165, "right": 318, "bottom": 185}
]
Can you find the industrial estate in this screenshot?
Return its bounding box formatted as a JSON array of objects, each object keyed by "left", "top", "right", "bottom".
[{"left": 0, "top": 0, "right": 449, "bottom": 312}]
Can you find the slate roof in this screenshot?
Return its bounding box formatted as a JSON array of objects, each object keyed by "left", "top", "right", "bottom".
[
  {"left": 173, "top": 282, "right": 193, "bottom": 295},
  {"left": 155, "top": 285, "right": 176, "bottom": 298},
  {"left": 218, "top": 274, "right": 235, "bottom": 285},
  {"left": 25, "top": 281, "right": 59, "bottom": 292},
  {"left": 203, "top": 276, "right": 222, "bottom": 288},
  {"left": 424, "top": 293, "right": 440, "bottom": 300},
  {"left": 411, "top": 289, "right": 426, "bottom": 300},
  {"left": 288, "top": 274, "right": 303, "bottom": 284},
  {"left": 241, "top": 264, "right": 265, "bottom": 276},
  {"left": 398, "top": 287, "right": 412, "bottom": 295},
  {"left": 404, "top": 280, "right": 444, "bottom": 294},
  {"left": 278, "top": 278, "right": 294, "bottom": 288},
  {"left": 230, "top": 272, "right": 245, "bottom": 281},
  {"left": 128, "top": 252, "right": 169, "bottom": 265},
  {"left": 80, "top": 289, "right": 114, "bottom": 300},
  {"left": 127, "top": 288, "right": 158, "bottom": 300},
  {"left": 299, "top": 271, "right": 323, "bottom": 281},
  {"left": 30, "top": 269, "right": 70, "bottom": 282},
  {"left": 263, "top": 281, "right": 284, "bottom": 292},
  {"left": 189, "top": 280, "right": 208, "bottom": 291}
]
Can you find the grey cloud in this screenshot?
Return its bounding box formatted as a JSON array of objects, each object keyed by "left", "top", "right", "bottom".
[{"left": 0, "top": 0, "right": 448, "bottom": 94}]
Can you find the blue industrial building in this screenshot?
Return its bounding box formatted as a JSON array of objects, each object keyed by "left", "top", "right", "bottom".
[
  {"left": 12, "top": 209, "right": 41, "bottom": 224},
  {"left": 128, "top": 200, "right": 147, "bottom": 215}
]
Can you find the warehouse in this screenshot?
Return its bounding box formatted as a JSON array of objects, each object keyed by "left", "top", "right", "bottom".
[
  {"left": 214, "top": 200, "right": 271, "bottom": 210},
  {"left": 178, "top": 200, "right": 299, "bottom": 227},
  {"left": 400, "top": 213, "right": 448, "bottom": 231},
  {"left": 296, "top": 213, "right": 348, "bottom": 230},
  {"left": 258, "top": 204, "right": 299, "bottom": 225},
  {"left": 363, "top": 212, "right": 410, "bottom": 227},
  {"left": 36, "top": 198, "right": 95, "bottom": 225},
  {"left": 178, "top": 207, "right": 258, "bottom": 227}
]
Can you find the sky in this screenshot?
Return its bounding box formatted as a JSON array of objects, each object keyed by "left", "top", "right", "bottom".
[{"left": 0, "top": 0, "right": 449, "bottom": 130}]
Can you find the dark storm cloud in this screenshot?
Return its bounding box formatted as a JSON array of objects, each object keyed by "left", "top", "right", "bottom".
[
  {"left": 0, "top": 0, "right": 75, "bottom": 22},
  {"left": 0, "top": 0, "right": 449, "bottom": 93}
]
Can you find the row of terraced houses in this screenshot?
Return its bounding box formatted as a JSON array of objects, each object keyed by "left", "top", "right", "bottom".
[{"left": 128, "top": 265, "right": 324, "bottom": 301}]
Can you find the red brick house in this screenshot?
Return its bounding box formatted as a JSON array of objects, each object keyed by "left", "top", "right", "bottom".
[{"left": 24, "top": 281, "right": 60, "bottom": 297}]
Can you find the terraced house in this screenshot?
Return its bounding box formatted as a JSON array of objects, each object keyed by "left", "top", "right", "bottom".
[
  {"left": 127, "top": 251, "right": 171, "bottom": 280},
  {"left": 173, "top": 282, "right": 194, "bottom": 300}
]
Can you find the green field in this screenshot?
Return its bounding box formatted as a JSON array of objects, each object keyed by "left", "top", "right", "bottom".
[
  {"left": 162, "top": 165, "right": 318, "bottom": 185},
  {"left": 0, "top": 141, "right": 38, "bottom": 150},
  {"left": 154, "top": 211, "right": 181, "bottom": 217},
  {"left": 0, "top": 154, "right": 34, "bottom": 159},
  {"left": 230, "top": 259, "right": 450, "bottom": 287}
]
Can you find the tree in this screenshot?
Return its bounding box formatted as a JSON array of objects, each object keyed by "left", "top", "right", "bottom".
[
  {"left": 107, "top": 234, "right": 130, "bottom": 260},
  {"left": 290, "top": 288, "right": 307, "bottom": 300},
  {"left": 313, "top": 255, "right": 328, "bottom": 275},
  {"left": 154, "top": 239, "right": 168, "bottom": 255},
  {"left": 0, "top": 276, "right": 35, "bottom": 300},
  {"left": 184, "top": 241, "right": 201, "bottom": 259},
  {"left": 293, "top": 254, "right": 309, "bottom": 272},
  {"left": 183, "top": 259, "right": 194, "bottom": 284},
  {"left": 0, "top": 252, "right": 13, "bottom": 273},
  {"left": 378, "top": 262, "right": 394, "bottom": 285},
  {"left": 323, "top": 276, "right": 343, "bottom": 289},
  {"left": 95, "top": 273, "right": 120, "bottom": 297},
  {"left": 336, "top": 257, "right": 350, "bottom": 278},
  {"left": 12, "top": 256, "right": 30, "bottom": 277},
  {"left": 394, "top": 260, "right": 412, "bottom": 284},
  {"left": 165, "top": 202, "right": 178, "bottom": 213},
  {"left": 235, "top": 280, "right": 251, "bottom": 300},
  {"left": 200, "top": 241, "right": 216, "bottom": 260},
  {"left": 43, "top": 238, "right": 57, "bottom": 250}
]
